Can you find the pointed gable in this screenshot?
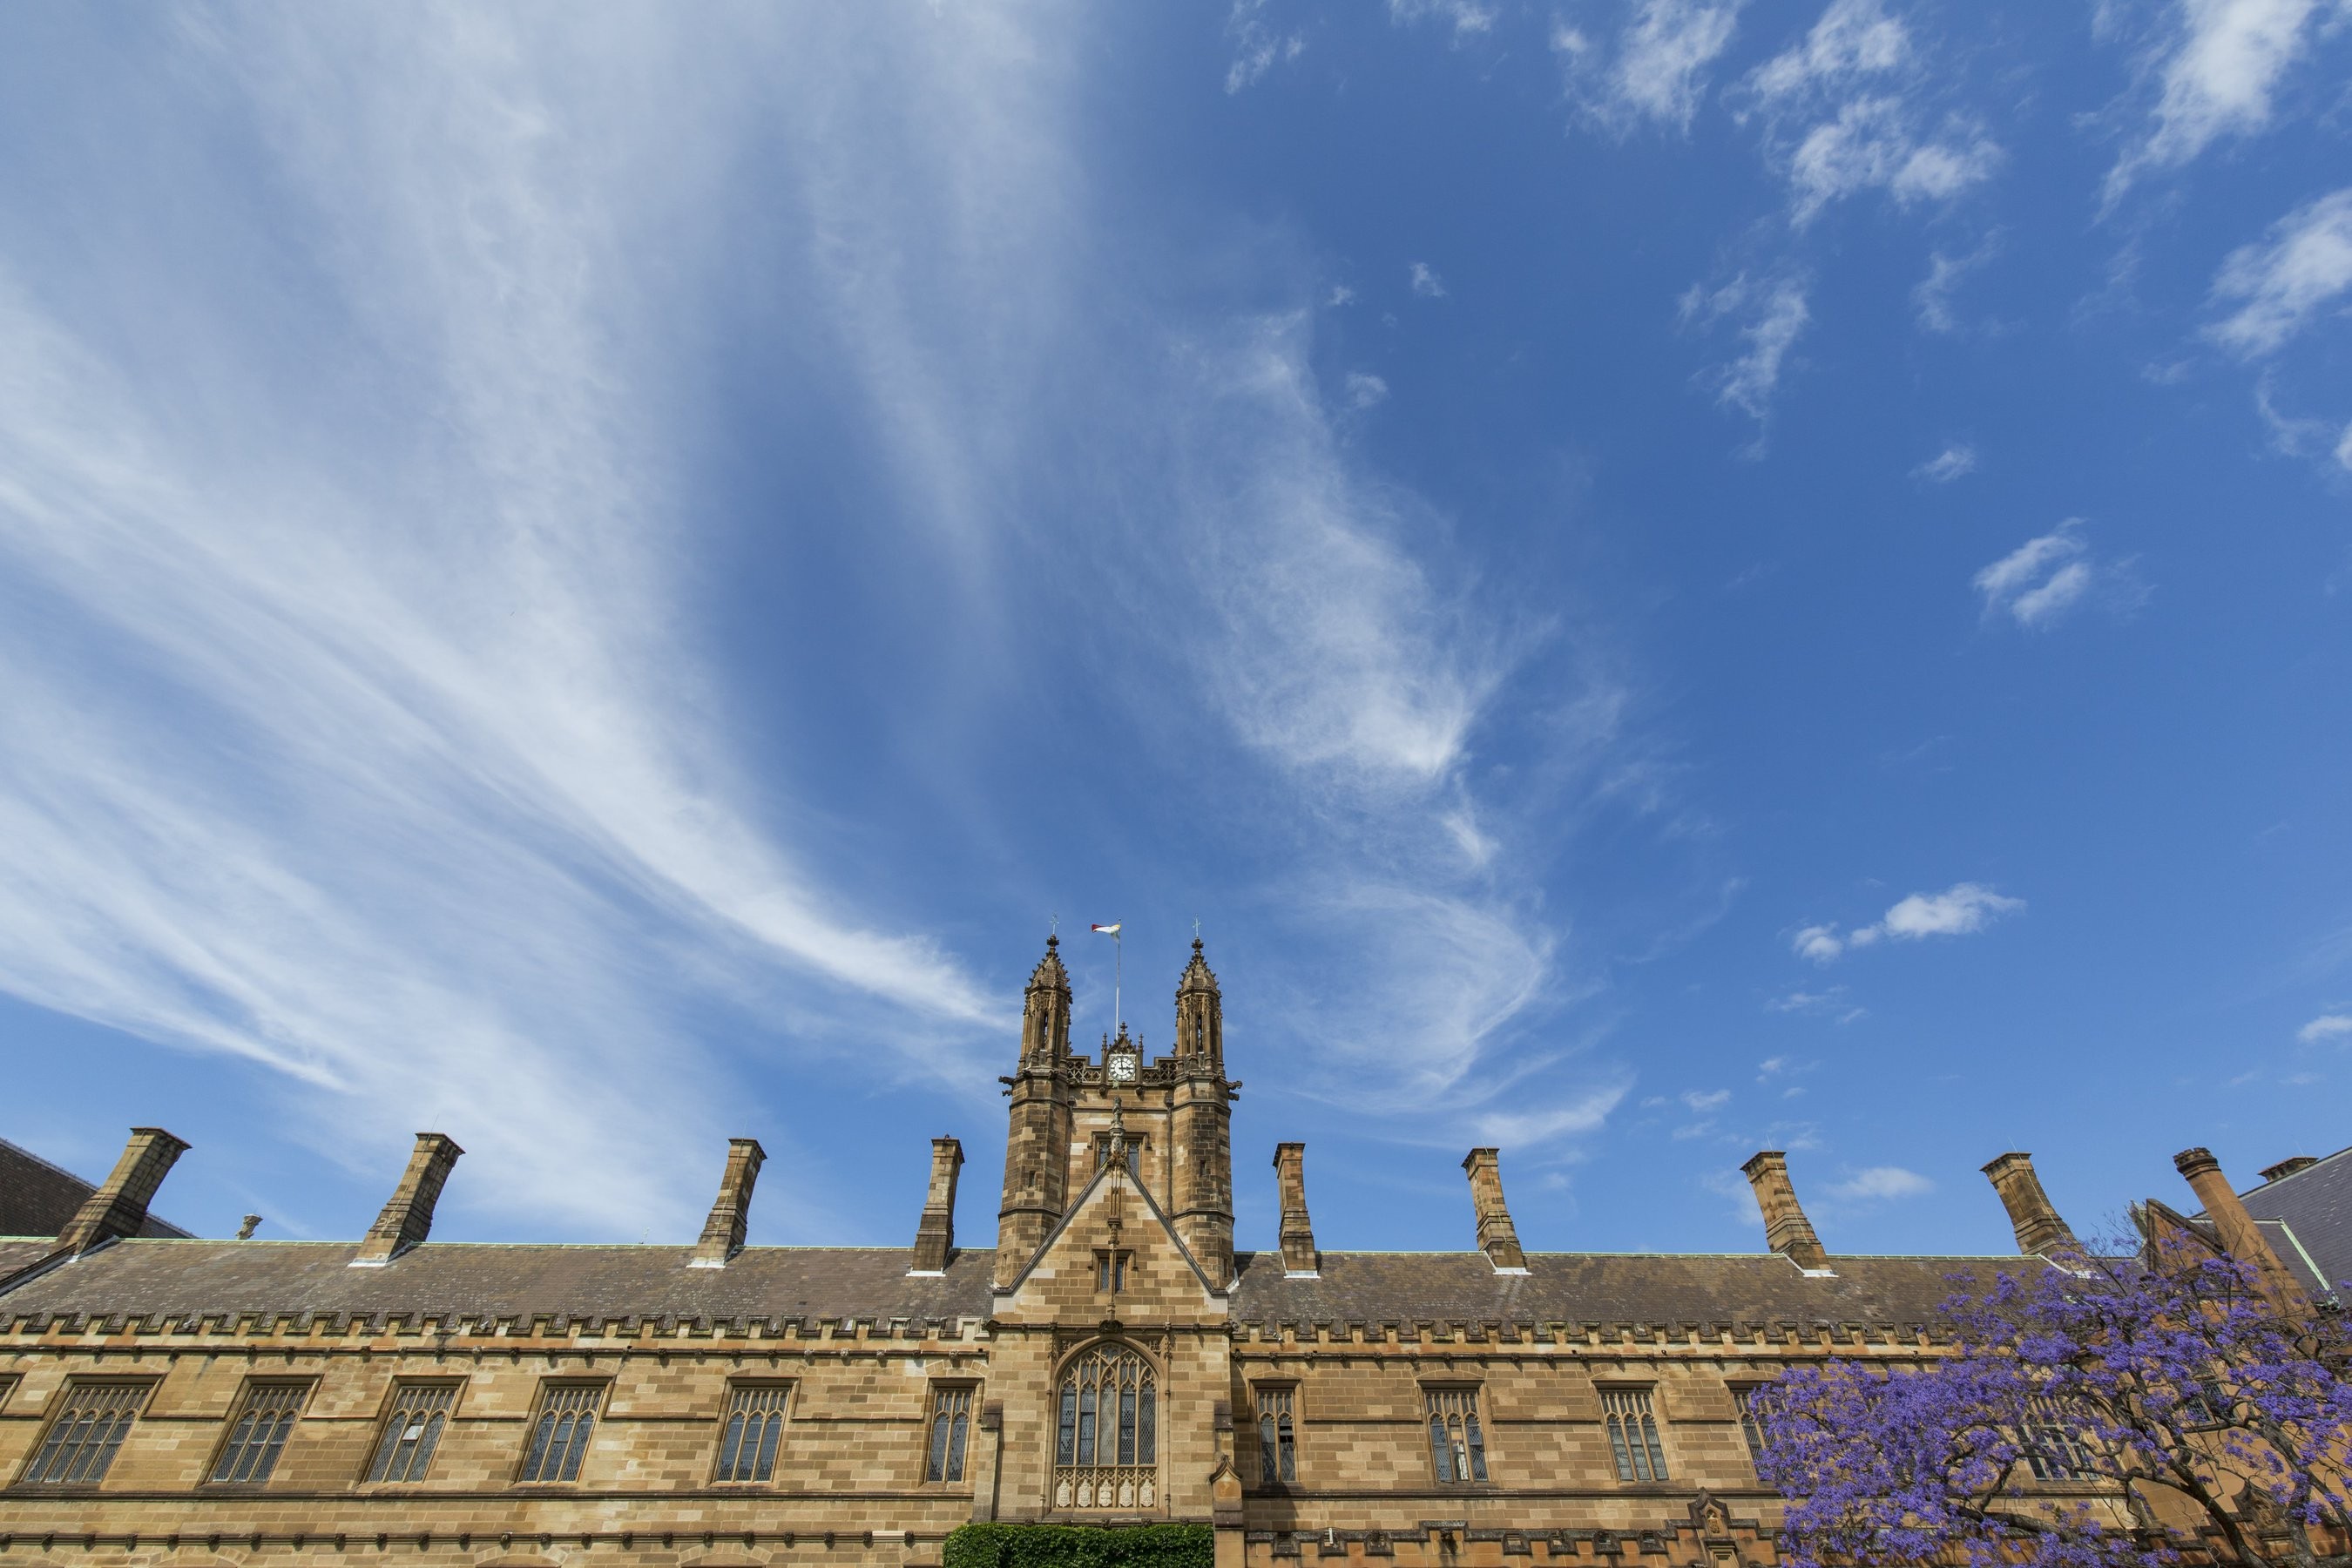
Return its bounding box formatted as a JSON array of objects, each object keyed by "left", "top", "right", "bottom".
[{"left": 994, "top": 1143, "right": 1227, "bottom": 1327}]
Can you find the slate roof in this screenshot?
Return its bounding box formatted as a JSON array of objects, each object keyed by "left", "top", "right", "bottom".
[
  {"left": 1229, "top": 1249, "right": 2038, "bottom": 1330},
  {"left": 0, "top": 1236, "right": 2042, "bottom": 1335},
  {"left": 0, "top": 1137, "right": 190, "bottom": 1240},
  {"left": 2233, "top": 1146, "right": 2352, "bottom": 1298},
  {"left": 0, "top": 1240, "right": 997, "bottom": 1333}
]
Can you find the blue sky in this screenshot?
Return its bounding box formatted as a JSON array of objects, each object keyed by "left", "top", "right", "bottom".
[{"left": 2, "top": 2, "right": 2349, "bottom": 1260}]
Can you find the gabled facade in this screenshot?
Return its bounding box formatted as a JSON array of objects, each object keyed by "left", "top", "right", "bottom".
[{"left": 0, "top": 935, "right": 2188, "bottom": 1568}]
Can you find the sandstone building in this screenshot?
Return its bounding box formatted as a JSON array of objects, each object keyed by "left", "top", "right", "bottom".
[{"left": 0, "top": 936, "right": 2319, "bottom": 1567}]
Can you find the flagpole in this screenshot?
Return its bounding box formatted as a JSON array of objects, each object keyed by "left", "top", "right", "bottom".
[{"left": 1114, "top": 929, "right": 1122, "bottom": 1038}]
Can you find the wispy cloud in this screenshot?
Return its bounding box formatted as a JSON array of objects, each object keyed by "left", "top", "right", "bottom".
[
  {"left": 1767, "top": 988, "right": 1865, "bottom": 1023},
  {"left": 1794, "top": 883, "right": 2024, "bottom": 963},
  {"left": 1345, "top": 371, "right": 1392, "bottom": 409},
  {"left": 2300, "top": 1014, "right": 2352, "bottom": 1044},
  {"left": 1409, "top": 261, "right": 1449, "bottom": 298},
  {"left": 1914, "top": 235, "right": 2001, "bottom": 333},
  {"left": 0, "top": 10, "right": 1010, "bottom": 1240},
  {"left": 1683, "top": 1087, "right": 1732, "bottom": 1112},
  {"left": 1973, "top": 520, "right": 2147, "bottom": 628},
  {"left": 2207, "top": 188, "right": 2352, "bottom": 357},
  {"left": 1389, "top": 0, "right": 1499, "bottom": 38},
  {"left": 1785, "top": 96, "right": 1998, "bottom": 225},
  {"left": 1556, "top": 0, "right": 1748, "bottom": 132},
  {"left": 1914, "top": 443, "right": 1979, "bottom": 483},
  {"left": 1226, "top": 1, "right": 1306, "bottom": 94},
  {"left": 1680, "top": 274, "right": 1811, "bottom": 422},
  {"left": 1975, "top": 524, "right": 2098, "bottom": 626},
  {"left": 2105, "top": 0, "right": 2345, "bottom": 204},
  {"left": 1738, "top": 0, "right": 1997, "bottom": 226},
  {"left": 1825, "top": 1165, "right": 1933, "bottom": 1200}
]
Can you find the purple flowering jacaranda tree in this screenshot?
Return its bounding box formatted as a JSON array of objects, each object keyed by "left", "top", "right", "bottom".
[{"left": 1753, "top": 1236, "right": 2352, "bottom": 1567}]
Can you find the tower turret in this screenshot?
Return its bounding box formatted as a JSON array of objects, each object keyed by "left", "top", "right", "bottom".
[
  {"left": 1169, "top": 937, "right": 1236, "bottom": 1286},
  {"left": 1175, "top": 936, "right": 1223, "bottom": 1065},
  {"left": 997, "top": 934, "right": 1076, "bottom": 1289}
]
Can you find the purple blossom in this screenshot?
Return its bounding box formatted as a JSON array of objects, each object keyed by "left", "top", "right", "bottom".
[{"left": 1754, "top": 1236, "right": 2352, "bottom": 1567}]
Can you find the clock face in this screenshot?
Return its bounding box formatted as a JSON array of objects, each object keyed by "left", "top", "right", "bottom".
[{"left": 1106, "top": 1051, "right": 1139, "bottom": 1084}]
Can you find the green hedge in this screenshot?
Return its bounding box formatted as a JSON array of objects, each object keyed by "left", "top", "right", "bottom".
[{"left": 942, "top": 1523, "right": 1214, "bottom": 1568}]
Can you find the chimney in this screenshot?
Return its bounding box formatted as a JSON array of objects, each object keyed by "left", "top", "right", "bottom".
[
  {"left": 692, "top": 1138, "right": 767, "bottom": 1268},
  {"left": 56, "top": 1127, "right": 189, "bottom": 1254},
  {"left": 351, "top": 1133, "right": 463, "bottom": 1267},
  {"left": 1274, "top": 1143, "right": 1318, "bottom": 1276},
  {"left": 910, "top": 1137, "right": 963, "bottom": 1274},
  {"left": 1742, "top": 1151, "right": 1827, "bottom": 1270},
  {"left": 1981, "top": 1152, "right": 2077, "bottom": 1256},
  {"left": 236, "top": 1214, "right": 264, "bottom": 1240},
  {"left": 2174, "top": 1147, "right": 2309, "bottom": 1311},
  {"left": 1461, "top": 1148, "right": 1528, "bottom": 1272},
  {"left": 2261, "top": 1156, "right": 2318, "bottom": 1185}
]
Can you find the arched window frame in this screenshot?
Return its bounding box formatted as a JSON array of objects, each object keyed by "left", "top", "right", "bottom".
[{"left": 1050, "top": 1341, "right": 1161, "bottom": 1512}]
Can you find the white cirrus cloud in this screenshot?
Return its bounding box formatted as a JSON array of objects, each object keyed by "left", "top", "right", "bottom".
[
  {"left": 1389, "top": 0, "right": 1498, "bottom": 37},
  {"left": 2105, "top": 0, "right": 2345, "bottom": 204},
  {"left": 1914, "top": 443, "right": 1979, "bottom": 483},
  {"left": 1680, "top": 274, "right": 1811, "bottom": 422},
  {"left": 2300, "top": 1014, "right": 2352, "bottom": 1044},
  {"left": 1786, "top": 96, "right": 1998, "bottom": 226},
  {"left": 1225, "top": 4, "right": 1306, "bottom": 96},
  {"left": 1793, "top": 883, "right": 2024, "bottom": 963},
  {"left": 1409, "top": 261, "right": 1449, "bottom": 298},
  {"left": 1826, "top": 1165, "right": 1933, "bottom": 1201},
  {"left": 2207, "top": 188, "right": 2352, "bottom": 357},
  {"left": 1973, "top": 520, "right": 2139, "bottom": 628},
  {"left": 1345, "top": 371, "right": 1391, "bottom": 409},
  {"left": 1736, "top": 0, "right": 1997, "bottom": 225},
  {"left": 1747, "top": 0, "right": 1907, "bottom": 101},
  {"left": 1557, "top": 0, "right": 1749, "bottom": 132},
  {"left": 1683, "top": 1087, "right": 1733, "bottom": 1112}
]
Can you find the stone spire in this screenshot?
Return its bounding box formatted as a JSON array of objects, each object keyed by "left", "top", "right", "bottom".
[
  {"left": 1021, "top": 934, "right": 1072, "bottom": 1064},
  {"left": 1170, "top": 936, "right": 1236, "bottom": 1287},
  {"left": 1174, "top": 936, "right": 1222, "bottom": 1065},
  {"left": 998, "top": 931, "right": 1078, "bottom": 1289}
]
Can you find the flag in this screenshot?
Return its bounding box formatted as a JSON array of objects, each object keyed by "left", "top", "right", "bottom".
[{"left": 1092, "top": 923, "right": 1121, "bottom": 936}]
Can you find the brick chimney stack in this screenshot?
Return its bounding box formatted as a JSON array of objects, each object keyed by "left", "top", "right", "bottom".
[
  {"left": 1274, "top": 1143, "right": 1318, "bottom": 1276},
  {"left": 55, "top": 1127, "right": 188, "bottom": 1255},
  {"left": 1742, "top": 1151, "right": 1827, "bottom": 1269},
  {"left": 1462, "top": 1147, "right": 1528, "bottom": 1272},
  {"left": 910, "top": 1137, "right": 963, "bottom": 1274},
  {"left": 692, "top": 1138, "right": 767, "bottom": 1269},
  {"left": 2174, "top": 1147, "right": 2310, "bottom": 1312},
  {"left": 1982, "top": 1152, "right": 2077, "bottom": 1256},
  {"left": 352, "top": 1133, "right": 463, "bottom": 1267},
  {"left": 2261, "top": 1156, "right": 2318, "bottom": 1184}
]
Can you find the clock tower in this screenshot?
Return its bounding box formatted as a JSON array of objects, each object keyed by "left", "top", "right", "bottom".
[{"left": 994, "top": 933, "right": 1240, "bottom": 1288}]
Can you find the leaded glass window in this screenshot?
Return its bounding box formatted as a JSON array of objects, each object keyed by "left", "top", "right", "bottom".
[
  {"left": 2024, "top": 1395, "right": 2092, "bottom": 1480},
  {"left": 1256, "top": 1387, "right": 1296, "bottom": 1484},
  {"left": 23, "top": 1381, "right": 152, "bottom": 1484},
  {"left": 1735, "top": 1386, "right": 1770, "bottom": 1464},
  {"left": 210, "top": 1382, "right": 308, "bottom": 1484},
  {"left": 1051, "top": 1345, "right": 1158, "bottom": 1511},
  {"left": 367, "top": 1382, "right": 456, "bottom": 1484},
  {"left": 1425, "top": 1388, "right": 1488, "bottom": 1484},
  {"left": 714, "top": 1384, "right": 788, "bottom": 1483},
  {"left": 926, "top": 1386, "right": 974, "bottom": 1483},
  {"left": 1603, "top": 1388, "right": 1668, "bottom": 1483},
  {"left": 517, "top": 1383, "right": 603, "bottom": 1484}
]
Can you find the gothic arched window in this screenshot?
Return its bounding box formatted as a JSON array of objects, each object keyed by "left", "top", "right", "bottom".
[{"left": 1051, "top": 1344, "right": 1158, "bottom": 1511}]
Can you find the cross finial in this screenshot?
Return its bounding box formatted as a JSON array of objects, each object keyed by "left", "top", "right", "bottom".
[
  {"left": 1051, "top": 913, "right": 1060, "bottom": 936},
  {"left": 1193, "top": 916, "right": 1201, "bottom": 941}
]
